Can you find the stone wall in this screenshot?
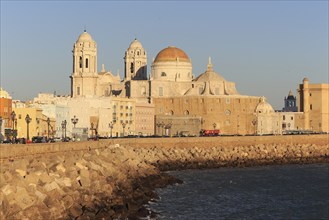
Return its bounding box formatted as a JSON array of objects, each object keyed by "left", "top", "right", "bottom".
[{"left": 0, "top": 135, "right": 328, "bottom": 219}]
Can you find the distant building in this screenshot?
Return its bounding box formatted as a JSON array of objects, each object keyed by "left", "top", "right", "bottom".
[
  {"left": 282, "top": 90, "right": 297, "bottom": 112},
  {"left": 0, "top": 88, "right": 12, "bottom": 140},
  {"left": 297, "top": 78, "right": 329, "bottom": 132}
]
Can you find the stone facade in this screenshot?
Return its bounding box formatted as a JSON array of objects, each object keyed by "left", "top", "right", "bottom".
[
  {"left": 297, "top": 78, "right": 329, "bottom": 132},
  {"left": 135, "top": 101, "right": 155, "bottom": 136},
  {"left": 0, "top": 92, "right": 12, "bottom": 138},
  {"left": 12, "top": 107, "right": 55, "bottom": 139}
]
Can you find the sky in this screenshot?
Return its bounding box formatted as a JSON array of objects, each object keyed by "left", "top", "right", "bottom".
[{"left": 1, "top": 0, "right": 328, "bottom": 110}]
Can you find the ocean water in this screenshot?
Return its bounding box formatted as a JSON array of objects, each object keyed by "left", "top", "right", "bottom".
[{"left": 147, "top": 163, "right": 329, "bottom": 220}]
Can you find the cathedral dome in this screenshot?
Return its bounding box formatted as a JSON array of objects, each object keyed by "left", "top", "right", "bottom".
[
  {"left": 255, "top": 97, "right": 274, "bottom": 114},
  {"left": 195, "top": 58, "right": 225, "bottom": 82},
  {"left": 129, "top": 38, "right": 143, "bottom": 49},
  {"left": 154, "top": 46, "right": 190, "bottom": 63},
  {"left": 77, "top": 31, "right": 94, "bottom": 42}
]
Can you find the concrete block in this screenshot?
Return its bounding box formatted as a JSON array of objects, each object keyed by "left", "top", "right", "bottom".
[
  {"left": 15, "top": 169, "right": 27, "bottom": 177},
  {"left": 44, "top": 181, "right": 61, "bottom": 192},
  {"left": 14, "top": 186, "right": 35, "bottom": 210},
  {"left": 38, "top": 173, "right": 53, "bottom": 184},
  {"left": 56, "top": 163, "right": 66, "bottom": 173},
  {"left": 55, "top": 177, "right": 72, "bottom": 187},
  {"left": 35, "top": 190, "right": 47, "bottom": 202}
]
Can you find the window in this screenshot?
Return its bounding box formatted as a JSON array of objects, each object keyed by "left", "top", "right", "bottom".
[
  {"left": 291, "top": 116, "right": 293, "bottom": 120},
  {"left": 137, "top": 51, "right": 140, "bottom": 55},
  {"left": 19, "top": 114, "right": 21, "bottom": 119},
  {"left": 86, "top": 58, "right": 88, "bottom": 68},
  {"left": 130, "top": 62, "right": 134, "bottom": 73},
  {"left": 184, "top": 110, "right": 189, "bottom": 115},
  {"left": 79, "top": 56, "right": 82, "bottom": 68},
  {"left": 283, "top": 115, "right": 286, "bottom": 120},
  {"left": 77, "top": 87, "right": 80, "bottom": 95},
  {"left": 310, "top": 104, "right": 312, "bottom": 110},
  {"left": 161, "top": 72, "right": 166, "bottom": 77}
]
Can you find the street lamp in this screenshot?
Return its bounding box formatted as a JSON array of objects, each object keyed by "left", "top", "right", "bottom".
[
  {"left": 47, "top": 117, "right": 51, "bottom": 139},
  {"left": 11, "top": 111, "right": 16, "bottom": 142},
  {"left": 109, "top": 122, "right": 114, "bottom": 138},
  {"left": 213, "top": 123, "right": 217, "bottom": 130},
  {"left": 121, "top": 122, "right": 126, "bottom": 137},
  {"left": 25, "top": 114, "right": 32, "bottom": 142},
  {"left": 71, "top": 115, "right": 78, "bottom": 128},
  {"left": 252, "top": 119, "right": 257, "bottom": 135}
]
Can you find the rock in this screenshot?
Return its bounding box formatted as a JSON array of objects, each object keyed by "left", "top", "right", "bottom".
[
  {"left": 44, "top": 181, "right": 61, "bottom": 192},
  {"left": 15, "top": 169, "right": 27, "bottom": 177},
  {"left": 14, "top": 186, "right": 35, "bottom": 210}
]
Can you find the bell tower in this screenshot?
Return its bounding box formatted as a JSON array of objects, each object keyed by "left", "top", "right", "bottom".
[
  {"left": 124, "top": 38, "right": 147, "bottom": 80},
  {"left": 71, "top": 30, "right": 98, "bottom": 98}
]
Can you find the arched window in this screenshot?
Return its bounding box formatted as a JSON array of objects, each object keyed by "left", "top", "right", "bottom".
[
  {"left": 161, "top": 72, "right": 166, "bottom": 77},
  {"left": 86, "top": 58, "right": 89, "bottom": 68},
  {"left": 130, "top": 62, "right": 134, "bottom": 73},
  {"left": 79, "top": 56, "right": 82, "bottom": 68},
  {"left": 137, "top": 51, "right": 140, "bottom": 55}
]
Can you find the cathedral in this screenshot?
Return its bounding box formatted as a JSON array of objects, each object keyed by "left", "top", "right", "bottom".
[{"left": 69, "top": 30, "right": 283, "bottom": 136}]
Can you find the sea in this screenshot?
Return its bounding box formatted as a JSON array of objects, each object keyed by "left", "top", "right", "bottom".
[{"left": 147, "top": 163, "right": 329, "bottom": 220}]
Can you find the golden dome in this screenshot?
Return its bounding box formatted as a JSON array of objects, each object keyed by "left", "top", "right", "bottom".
[{"left": 154, "top": 46, "right": 190, "bottom": 63}]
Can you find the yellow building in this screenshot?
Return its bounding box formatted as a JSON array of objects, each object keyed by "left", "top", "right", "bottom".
[
  {"left": 13, "top": 107, "right": 56, "bottom": 140},
  {"left": 297, "top": 78, "right": 329, "bottom": 132}
]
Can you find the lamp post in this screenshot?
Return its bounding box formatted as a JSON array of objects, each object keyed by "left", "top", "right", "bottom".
[
  {"left": 252, "top": 119, "right": 257, "bottom": 135},
  {"left": 71, "top": 115, "right": 78, "bottom": 140},
  {"left": 213, "top": 123, "right": 217, "bottom": 130},
  {"left": 25, "top": 114, "right": 32, "bottom": 142},
  {"left": 71, "top": 115, "right": 78, "bottom": 128},
  {"left": 121, "top": 122, "right": 126, "bottom": 137},
  {"left": 47, "top": 117, "right": 51, "bottom": 139},
  {"left": 109, "top": 122, "right": 113, "bottom": 138},
  {"left": 11, "top": 111, "right": 16, "bottom": 142}
]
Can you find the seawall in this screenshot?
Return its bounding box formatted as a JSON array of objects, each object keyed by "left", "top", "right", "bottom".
[{"left": 0, "top": 135, "right": 328, "bottom": 219}]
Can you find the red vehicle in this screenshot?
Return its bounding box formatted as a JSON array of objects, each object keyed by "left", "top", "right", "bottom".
[{"left": 200, "top": 129, "right": 220, "bottom": 136}]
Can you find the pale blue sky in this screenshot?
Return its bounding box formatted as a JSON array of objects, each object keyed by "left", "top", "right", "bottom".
[{"left": 1, "top": 1, "right": 328, "bottom": 109}]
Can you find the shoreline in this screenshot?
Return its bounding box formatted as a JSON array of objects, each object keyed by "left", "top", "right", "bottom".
[
  {"left": 0, "top": 135, "right": 328, "bottom": 219},
  {"left": 128, "top": 157, "right": 329, "bottom": 219}
]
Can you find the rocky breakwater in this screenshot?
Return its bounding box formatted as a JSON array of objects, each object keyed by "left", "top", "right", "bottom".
[
  {"left": 0, "top": 144, "right": 180, "bottom": 219},
  {"left": 130, "top": 135, "right": 329, "bottom": 171},
  {"left": 1, "top": 135, "right": 328, "bottom": 219}
]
